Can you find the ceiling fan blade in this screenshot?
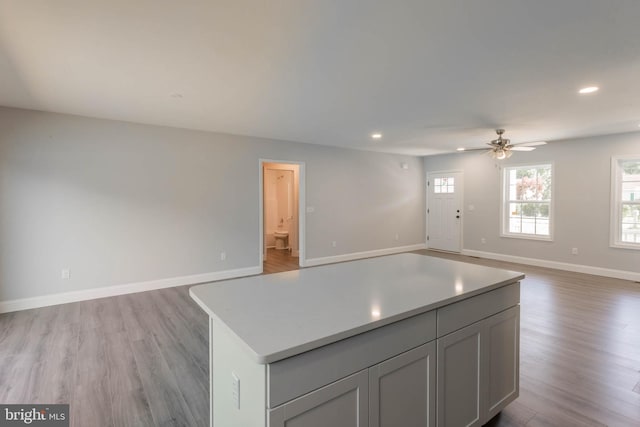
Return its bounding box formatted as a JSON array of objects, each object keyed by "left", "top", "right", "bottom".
[
  {"left": 512, "top": 141, "right": 547, "bottom": 147},
  {"left": 458, "top": 130, "right": 545, "bottom": 154},
  {"left": 456, "top": 147, "right": 490, "bottom": 152}
]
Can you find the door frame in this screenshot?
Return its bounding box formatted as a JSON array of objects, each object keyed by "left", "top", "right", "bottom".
[
  {"left": 259, "top": 159, "right": 306, "bottom": 268},
  {"left": 426, "top": 170, "right": 464, "bottom": 252}
]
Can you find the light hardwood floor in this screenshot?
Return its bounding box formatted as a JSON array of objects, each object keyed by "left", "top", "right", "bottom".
[
  {"left": 263, "top": 247, "right": 300, "bottom": 274},
  {"left": 0, "top": 250, "right": 639, "bottom": 426}
]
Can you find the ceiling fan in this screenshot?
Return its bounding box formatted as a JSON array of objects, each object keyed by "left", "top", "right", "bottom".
[{"left": 459, "top": 129, "right": 546, "bottom": 159}]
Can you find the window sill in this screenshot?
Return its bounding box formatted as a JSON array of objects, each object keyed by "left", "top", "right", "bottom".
[
  {"left": 500, "top": 233, "right": 553, "bottom": 242},
  {"left": 610, "top": 242, "right": 640, "bottom": 251}
]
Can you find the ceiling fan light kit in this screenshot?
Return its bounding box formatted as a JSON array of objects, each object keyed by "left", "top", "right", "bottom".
[{"left": 491, "top": 148, "right": 512, "bottom": 160}]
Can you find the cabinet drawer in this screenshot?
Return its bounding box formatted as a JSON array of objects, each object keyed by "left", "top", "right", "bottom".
[
  {"left": 437, "top": 282, "right": 520, "bottom": 337},
  {"left": 269, "top": 370, "right": 369, "bottom": 427},
  {"left": 268, "top": 310, "right": 436, "bottom": 408}
]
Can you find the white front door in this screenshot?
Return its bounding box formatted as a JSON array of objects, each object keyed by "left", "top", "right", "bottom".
[{"left": 427, "top": 171, "right": 463, "bottom": 252}]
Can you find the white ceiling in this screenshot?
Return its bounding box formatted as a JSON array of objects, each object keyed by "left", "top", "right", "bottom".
[{"left": 1, "top": 0, "right": 639, "bottom": 155}]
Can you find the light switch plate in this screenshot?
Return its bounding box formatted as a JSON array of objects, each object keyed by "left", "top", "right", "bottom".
[{"left": 232, "top": 372, "right": 240, "bottom": 409}]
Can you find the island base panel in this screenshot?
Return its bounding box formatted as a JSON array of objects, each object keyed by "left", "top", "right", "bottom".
[{"left": 211, "top": 318, "right": 266, "bottom": 427}]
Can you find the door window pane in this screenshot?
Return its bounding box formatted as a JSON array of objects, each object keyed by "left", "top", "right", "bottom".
[{"left": 434, "top": 177, "right": 455, "bottom": 193}]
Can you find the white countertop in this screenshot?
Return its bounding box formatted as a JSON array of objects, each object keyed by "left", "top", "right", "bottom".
[{"left": 189, "top": 253, "right": 524, "bottom": 364}]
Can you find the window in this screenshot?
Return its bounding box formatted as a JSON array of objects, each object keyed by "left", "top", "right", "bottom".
[
  {"left": 502, "top": 164, "right": 553, "bottom": 239},
  {"left": 611, "top": 156, "right": 640, "bottom": 249},
  {"left": 433, "top": 177, "right": 455, "bottom": 193}
]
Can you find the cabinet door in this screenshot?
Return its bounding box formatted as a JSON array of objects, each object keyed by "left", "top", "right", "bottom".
[
  {"left": 268, "top": 370, "right": 368, "bottom": 427},
  {"left": 486, "top": 306, "right": 520, "bottom": 420},
  {"left": 369, "top": 342, "right": 436, "bottom": 427},
  {"left": 437, "top": 321, "right": 484, "bottom": 427}
]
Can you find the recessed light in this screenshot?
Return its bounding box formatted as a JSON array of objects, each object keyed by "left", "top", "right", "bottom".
[
  {"left": 456, "top": 148, "right": 465, "bottom": 151},
  {"left": 578, "top": 86, "right": 599, "bottom": 94},
  {"left": 371, "top": 133, "right": 382, "bottom": 140}
]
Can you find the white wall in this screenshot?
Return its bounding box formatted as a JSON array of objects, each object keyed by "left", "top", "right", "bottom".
[
  {"left": 423, "top": 132, "right": 640, "bottom": 276},
  {"left": 0, "top": 107, "right": 425, "bottom": 303}
]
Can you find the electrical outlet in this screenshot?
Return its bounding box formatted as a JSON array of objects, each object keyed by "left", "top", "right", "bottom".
[
  {"left": 331, "top": 241, "right": 337, "bottom": 248},
  {"left": 220, "top": 251, "right": 227, "bottom": 261},
  {"left": 232, "top": 372, "right": 240, "bottom": 409},
  {"left": 395, "top": 233, "right": 399, "bottom": 241},
  {"left": 61, "top": 269, "right": 70, "bottom": 280},
  {"left": 571, "top": 247, "right": 578, "bottom": 255},
  {"left": 481, "top": 238, "right": 486, "bottom": 244}
]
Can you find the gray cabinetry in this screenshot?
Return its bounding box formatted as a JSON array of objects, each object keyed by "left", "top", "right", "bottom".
[
  {"left": 269, "top": 303, "right": 518, "bottom": 427},
  {"left": 369, "top": 342, "right": 436, "bottom": 427},
  {"left": 268, "top": 310, "right": 436, "bottom": 408},
  {"left": 437, "top": 320, "right": 484, "bottom": 427},
  {"left": 436, "top": 305, "right": 520, "bottom": 427},
  {"left": 269, "top": 370, "right": 369, "bottom": 427},
  {"left": 486, "top": 306, "right": 520, "bottom": 420},
  {"left": 190, "top": 254, "right": 524, "bottom": 427},
  {"left": 270, "top": 341, "right": 437, "bottom": 427}
]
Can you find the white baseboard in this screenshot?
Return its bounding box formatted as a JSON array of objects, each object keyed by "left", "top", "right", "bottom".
[
  {"left": 461, "top": 249, "right": 640, "bottom": 282},
  {"left": 305, "top": 244, "right": 427, "bottom": 267},
  {"left": 0, "top": 265, "right": 263, "bottom": 314}
]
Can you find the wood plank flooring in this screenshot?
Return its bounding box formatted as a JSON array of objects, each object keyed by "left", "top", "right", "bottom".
[
  {"left": 0, "top": 286, "right": 210, "bottom": 427},
  {"left": 263, "top": 247, "right": 300, "bottom": 274},
  {"left": 0, "top": 250, "right": 638, "bottom": 426}
]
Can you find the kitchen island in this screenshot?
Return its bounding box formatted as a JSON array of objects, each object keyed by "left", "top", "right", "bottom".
[{"left": 190, "top": 253, "right": 524, "bottom": 427}]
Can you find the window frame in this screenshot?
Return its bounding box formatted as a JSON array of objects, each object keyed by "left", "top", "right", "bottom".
[
  {"left": 610, "top": 155, "right": 640, "bottom": 250},
  {"left": 500, "top": 162, "right": 554, "bottom": 241}
]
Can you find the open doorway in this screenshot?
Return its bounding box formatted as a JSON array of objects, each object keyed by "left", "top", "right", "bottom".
[{"left": 259, "top": 160, "right": 305, "bottom": 272}]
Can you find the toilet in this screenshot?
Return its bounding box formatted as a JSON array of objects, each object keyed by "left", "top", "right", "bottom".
[{"left": 274, "top": 231, "right": 289, "bottom": 250}]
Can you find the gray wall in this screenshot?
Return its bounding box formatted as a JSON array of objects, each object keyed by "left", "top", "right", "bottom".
[
  {"left": 424, "top": 132, "right": 640, "bottom": 273},
  {"left": 0, "top": 107, "right": 425, "bottom": 301}
]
